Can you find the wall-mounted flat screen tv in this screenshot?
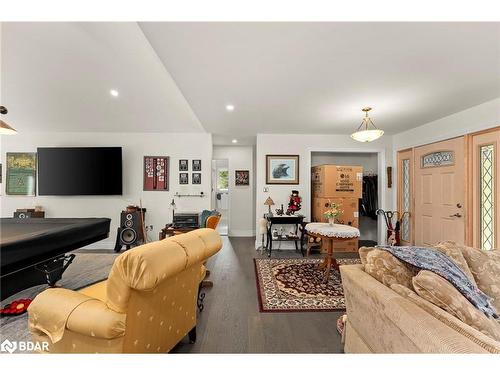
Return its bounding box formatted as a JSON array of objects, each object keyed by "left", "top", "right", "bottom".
[{"left": 37, "top": 147, "right": 122, "bottom": 195}]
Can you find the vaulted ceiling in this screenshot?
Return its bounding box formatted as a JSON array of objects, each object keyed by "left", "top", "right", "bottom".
[{"left": 2, "top": 22, "right": 499, "bottom": 141}]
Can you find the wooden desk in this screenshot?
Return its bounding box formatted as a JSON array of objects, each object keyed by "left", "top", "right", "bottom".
[{"left": 159, "top": 225, "right": 198, "bottom": 240}]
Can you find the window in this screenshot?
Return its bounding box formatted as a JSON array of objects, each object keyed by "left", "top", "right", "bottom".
[
  {"left": 421, "top": 151, "right": 454, "bottom": 168},
  {"left": 480, "top": 144, "right": 495, "bottom": 250},
  {"left": 401, "top": 159, "right": 411, "bottom": 242},
  {"left": 217, "top": 168, "right": 229, "bottom": 190}
]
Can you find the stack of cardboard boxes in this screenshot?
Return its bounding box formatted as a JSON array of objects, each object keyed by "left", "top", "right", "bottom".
[{"left": 311, "top": 165, "right": 363, "bottom": 251}]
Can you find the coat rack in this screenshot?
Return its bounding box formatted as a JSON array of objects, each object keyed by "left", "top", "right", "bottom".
[{"left": 174, "top": 192, "right": 205, "bottom": 198}]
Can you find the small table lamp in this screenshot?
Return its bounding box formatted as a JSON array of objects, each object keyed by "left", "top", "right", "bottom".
[
  {"left": 264, "top": 196, "right": 275, "bottom": 215},
  {"left": 169, "top": 199, "right": 177, "bottom": 221}
]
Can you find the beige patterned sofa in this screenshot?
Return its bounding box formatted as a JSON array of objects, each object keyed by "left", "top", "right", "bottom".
[
  {"left": 340, "top": 242, "right": 500, "bottom": 353},
  {"left": 27, "top": 228, "right": 222, "bottom": 353}
]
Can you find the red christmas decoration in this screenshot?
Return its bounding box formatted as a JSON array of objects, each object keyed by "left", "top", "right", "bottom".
[
  {"left": 0, "top": 299, "right": 32, "bottom": 316},
  {"left": 286, "top": 190, "right": 302, "bottom": 215}
]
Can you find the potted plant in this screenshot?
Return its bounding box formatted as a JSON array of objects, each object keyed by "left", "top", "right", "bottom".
[{"left": 323, "top": 201, "right": 342, "bottom": 226}]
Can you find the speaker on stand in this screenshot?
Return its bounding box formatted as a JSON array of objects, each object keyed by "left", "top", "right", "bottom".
[{"left": 114, "top": 209, "right": 146, "bottom": 252}]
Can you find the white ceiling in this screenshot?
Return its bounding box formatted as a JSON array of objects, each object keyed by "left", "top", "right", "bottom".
[
  {"left": 0, "top": 22, "right": 204, "bottom": 133},
  {"left": 1, "top": 22, "right": 499, "bottom": 139},
  {"left": 140, "top": 22, "right": 500, "bottom": 137}
]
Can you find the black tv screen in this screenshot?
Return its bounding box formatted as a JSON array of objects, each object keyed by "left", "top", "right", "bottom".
[{"left": 37, "top": 147, "right": 122, "bottom": 195}]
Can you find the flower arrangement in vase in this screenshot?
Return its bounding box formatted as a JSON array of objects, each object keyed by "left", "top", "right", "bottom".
[{"left": 323, "top": 200, "right": 343, "bottom": 226}]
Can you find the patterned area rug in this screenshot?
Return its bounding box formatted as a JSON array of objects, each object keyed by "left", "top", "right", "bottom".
[{"left": 254, "top": 257, "right": 361, "bottom": 312}]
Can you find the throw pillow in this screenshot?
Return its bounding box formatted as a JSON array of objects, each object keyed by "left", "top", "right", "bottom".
[
  {"left": 364, "top": 249, "right": 416, "bottom": 289},
  {"left": 432, "top": 241, "right": 477, "bottom": 287},
  {"left": 457, "top": 244, "right": 500, "bottom": 313},
  {"left": 412, "top": 270, "right": 500, "bottom": 342},
  {"left": 358, "top": 246, "right": 374, "bottom": 265}
]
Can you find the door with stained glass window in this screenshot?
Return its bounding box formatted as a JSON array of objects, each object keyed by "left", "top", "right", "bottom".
[
  {"left": 472, "top": 128, "right": 500, "bottom": 250},
  {"left": 414, "top": 137, "right": 466, "bottom": 246}
]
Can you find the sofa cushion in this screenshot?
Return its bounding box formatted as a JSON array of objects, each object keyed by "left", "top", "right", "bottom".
[
  {"left": 363, "top": 249, "right": 416, "bottom": 289},
  {"left": 432, "top": 241, "right": 477, "bottom": 286},
  {"left": 391, "top": 283, "right": 500, "bottom": 353},
  {"left": 412, "top": 270, "right": 500, "bottom": 342},
  {"left": 456, "top": 244, "right": 500, "bottom": 312}
]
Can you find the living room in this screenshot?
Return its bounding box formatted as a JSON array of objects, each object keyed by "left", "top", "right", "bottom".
[{"left": 1, "top": 1, "right": 500, "bottom": 374}]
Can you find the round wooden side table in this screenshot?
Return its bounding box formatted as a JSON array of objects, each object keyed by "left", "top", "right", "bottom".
[{"left": 304, "top": 223, "right": 360, "bottom": 281}]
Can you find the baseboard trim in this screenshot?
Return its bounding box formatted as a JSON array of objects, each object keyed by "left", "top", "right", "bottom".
[
  {"left": 228, "top": 229, "right": 255, "bottom": 237},
  {"left": 81, "top": 240, "right": 115, "bottom": 251}
]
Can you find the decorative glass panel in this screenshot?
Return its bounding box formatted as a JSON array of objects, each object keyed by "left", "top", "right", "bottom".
[
  {"left": 480, "top": 144, "right": 495, "bottom": 250},
  {"left": 402, "top": 159, "right": 411, "bottom": 242},
  {"left": 422, "top": 151, "right": 454, "bottom": 168}
]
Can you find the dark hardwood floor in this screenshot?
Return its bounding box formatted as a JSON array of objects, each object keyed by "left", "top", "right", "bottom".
[{"left": 172, "top": 236, "right": 354, "bottom": 353}]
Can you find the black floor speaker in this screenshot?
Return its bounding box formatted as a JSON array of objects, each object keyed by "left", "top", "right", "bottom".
[{"left": 114, "top": 211, "right": 145, "bottom": 252}]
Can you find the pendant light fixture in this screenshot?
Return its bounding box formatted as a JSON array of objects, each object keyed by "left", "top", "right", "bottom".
[
  {"left": 0, "top": 106, "right": 17, "bottom": 135},
  {"left": 350, "top": 107, "right": 384, "bottom": 142}
]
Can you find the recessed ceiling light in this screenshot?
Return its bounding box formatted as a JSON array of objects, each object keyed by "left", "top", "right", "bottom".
[
  {"left": 232, "top": 139, "right": 238, "bottom": 144},
  {"left": 225, "top": 104, "right": 235, "bottom": 112},
  {"left": 110, "top": 89, "right": 119, "bottom": 97}
]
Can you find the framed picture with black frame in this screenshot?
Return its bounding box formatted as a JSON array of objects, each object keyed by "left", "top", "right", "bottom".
[
  {"left": 192, "top": 173, "right": 201, "bottom": 184},
  {"left": 235, "top": 170, "right": 250, "bottom": 186},
  {"left": 179, "top": 159, "right": 189, "bottom": 171},
  {"left": 179, "top": 173, "right": 189, "bottom": 185},
  {"left": 192, "top": 159, "right": 201, "bottom": 171}
]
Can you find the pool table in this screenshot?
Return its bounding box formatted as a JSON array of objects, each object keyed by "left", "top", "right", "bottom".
[{"left": 1, "top": 217, "right": 111, "bottom": 299}]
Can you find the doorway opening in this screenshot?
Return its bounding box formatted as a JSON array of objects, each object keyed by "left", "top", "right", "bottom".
[
  {"left": 212, "top": 159, "right": 229, "bottom": 235},
  {"left": 310, "top": 151, "right": 379, "bottom": 246}
]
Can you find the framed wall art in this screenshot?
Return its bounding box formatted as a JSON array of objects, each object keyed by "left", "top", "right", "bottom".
[
  {"left": 144, "top": 156, "right": 169, "bottom": 191},
  {"left": 266, "top": 155, "right": 299, "bottom": 185},
  {"left": 192, "top": 173, "right": 201, "bottom": 184},
  {"left": 192, "top": 159, "right": 201, "bottom": 171},
  {"left": 235, "top": 170, "right": 250, "bottom": 186},
  {"left": 179, "top": 159, "right": 188, "bottom": 171},
  {"left": 6, "top": 152, "right": 37, "bottom": 196},
  {"left": 179, "top": 173, "right": 189, "bottom": 185}
]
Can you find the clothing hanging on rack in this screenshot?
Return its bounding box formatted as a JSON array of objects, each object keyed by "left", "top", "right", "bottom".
[{"left": 361, "top": 175, "right": 378, "bottom": 219}]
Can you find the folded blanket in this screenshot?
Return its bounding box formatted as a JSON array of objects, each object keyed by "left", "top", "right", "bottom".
[
  {"left": 377, "top": 245, "right": 499, "bottom": 319},
  {"left": 28, "top": 288, "right": 95, "bottom": 343}
]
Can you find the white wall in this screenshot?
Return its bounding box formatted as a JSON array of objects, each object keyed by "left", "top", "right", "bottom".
[
  {"left": 213, "top": 145, "right": 255, "bottom": 236},
  {"left": 393, "top": 98, "right": 500, "bottom": 151},
  {"left": 256, "top": 133, "right": 394, "bottom": 247},
  {"left": 391, "top": 97, "right": 500, "bottom": 208},
  {"left": 311, "top": 151, "right": 379, "bottom": 174},
  {"left": 0, "top": 131, "right": 213, "bottom": 249}
]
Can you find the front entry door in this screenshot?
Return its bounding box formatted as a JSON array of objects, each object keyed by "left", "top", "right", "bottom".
[{"left": 414, "top": 137, "right": 466, "bottom": 246}]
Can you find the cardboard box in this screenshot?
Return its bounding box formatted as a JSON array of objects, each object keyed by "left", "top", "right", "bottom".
[
  {"left": 312, "top": 165, "right": 363, "bottom": 198},
  {"left": 311, "top": 197, "right": 359, "bottom": 228}
]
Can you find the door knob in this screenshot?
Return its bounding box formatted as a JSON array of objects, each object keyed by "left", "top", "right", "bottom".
[
  {"left": 456, "top": 203, "right": 462, "bottom": 208},
  {"left": 449, "top": 213, "right": 462, "bottom": 218}
]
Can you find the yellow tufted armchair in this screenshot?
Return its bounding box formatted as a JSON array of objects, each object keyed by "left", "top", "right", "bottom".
[{"left": 27, "top": 228, "right": 222, "bottom": 353}]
